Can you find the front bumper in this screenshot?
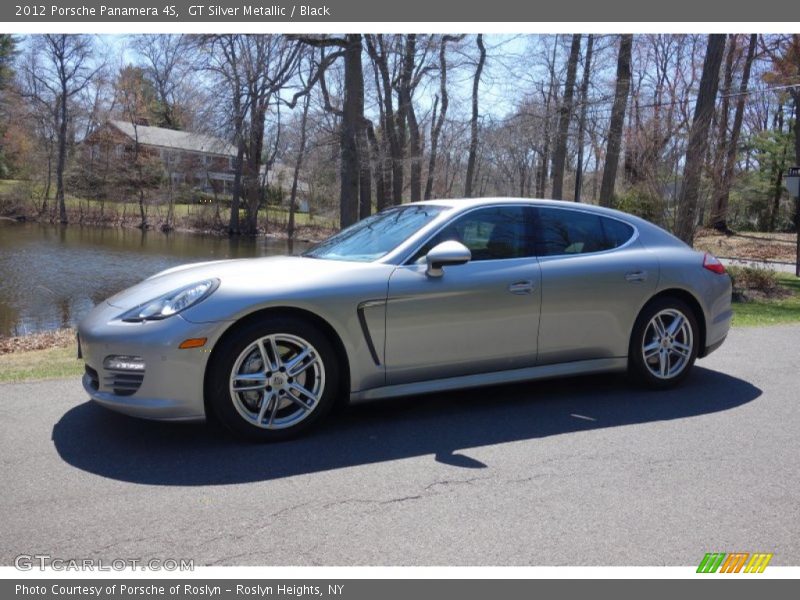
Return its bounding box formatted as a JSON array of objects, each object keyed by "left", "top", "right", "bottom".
[{"left": 78, "top": 301, "right": 230, "bottom": 421}]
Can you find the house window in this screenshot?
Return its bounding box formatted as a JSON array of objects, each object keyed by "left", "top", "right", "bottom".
[
  {"left": 90, "top": 145, "right": 100, "bottom": 160},
  {"left": 171, "top": 172, "right": 185, "bottom": 186},
  {"left": 114, "top": 144, "right": 124, "bottom": 159}
]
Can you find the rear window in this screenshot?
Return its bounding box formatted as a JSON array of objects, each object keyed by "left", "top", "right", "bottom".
[{"left": 535, "top": 207, "right": 635, "bottom": 256}]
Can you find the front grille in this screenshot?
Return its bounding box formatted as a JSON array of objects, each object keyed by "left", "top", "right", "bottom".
[
  {"left": 102, "top": 371, "right": 145, "bottom": 396},
  {"left": 85, "top": 365, "right": 99, "bottom": 391}
]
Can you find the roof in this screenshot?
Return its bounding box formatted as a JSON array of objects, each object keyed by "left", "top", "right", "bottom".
[{"left": 108, "top": 120, "right": 237, "bottom": 157}]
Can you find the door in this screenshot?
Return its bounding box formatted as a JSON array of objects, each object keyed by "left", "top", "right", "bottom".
[
  {"left": 533, "top": 206, "right": 659, "bottom": 364},
  {"left": 384, "top": 205, "right": 542, "bottom": 385}
]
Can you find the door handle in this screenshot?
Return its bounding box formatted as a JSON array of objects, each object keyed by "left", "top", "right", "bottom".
[
  {"left": 508, "top": 280, "right": 534, "bottom": 295},
  {"left": 625, "top": 270, "right": 648, "bottom": 282}
]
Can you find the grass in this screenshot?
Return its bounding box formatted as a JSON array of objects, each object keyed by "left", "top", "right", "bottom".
[
  {"left": 0, "top": 346, "right": 83, "bottom": 383},
  {"left": 731, "top": 274, "right": 800, "bottom": 327}
]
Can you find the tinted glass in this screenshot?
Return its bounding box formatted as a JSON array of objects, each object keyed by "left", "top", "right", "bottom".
[
  {"left": 304, "top": 205, "right": 447, "bottom": 262},
  {"left": 601, "top": 216, "right": 635, "bottom": 249},
  {"left": 413, "top": 206, "right": 534, "bottom": 262},
  {"left": 535, "top": 207, "right": 613, "bottom": 256}
]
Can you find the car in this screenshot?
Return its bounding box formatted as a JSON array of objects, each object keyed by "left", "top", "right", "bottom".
[{"left": 77, "top": 198, "right": 733, "bottom": 441}]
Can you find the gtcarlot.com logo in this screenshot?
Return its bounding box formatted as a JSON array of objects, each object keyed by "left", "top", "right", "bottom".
[
  {"left": 697, "top": 552, "right": 773, "bottom": 573},
  {"left": 14, "top": 554, "right": 194, "bottom": 571}
]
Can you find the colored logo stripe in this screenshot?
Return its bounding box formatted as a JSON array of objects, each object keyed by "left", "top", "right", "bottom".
[
  {"left": 697, "top": 553, "right": 726, "bottom": 573},
  {"left": 744, "top": 553, "right": 773, "bottom": 573},
  {"left": 697, "top": 552, "right": 773, "bottom": 573}
]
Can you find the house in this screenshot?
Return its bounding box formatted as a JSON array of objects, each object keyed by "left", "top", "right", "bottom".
[
  {"left": 84, "top": 120, "right": 238, "bottom": 195},
  {"left": 83, "top": 120, "right": 310, "bottom": 210}
]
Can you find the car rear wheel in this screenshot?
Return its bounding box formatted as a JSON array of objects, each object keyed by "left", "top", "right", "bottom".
[
  {"left": 629, "top": 298, "right": 699, "bottom": 389},
  {"left": 206, "top": 317, "right": 339, "bottom": 441}
]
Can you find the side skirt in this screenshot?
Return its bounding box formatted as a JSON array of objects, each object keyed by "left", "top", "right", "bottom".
[{"left": 350, "top": 357, "right": 628, "bottom": 402}]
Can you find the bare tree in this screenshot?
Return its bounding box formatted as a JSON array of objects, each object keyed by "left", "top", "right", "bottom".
[
  {"left": 674, "top": 34, "right": 726, "bottom": 245},
  {"left": 574, "top": 35, "right": 594, "bottom": 203},
  {"left": 287, "top": 91, "right": 311, "bottom": 246},
  {"left": 709, "top": 34, "right": 757, "bottom": 232},
  {"left": 425, "top": 35, "right": 462, "bottom": 200},
  {"left": 204, "top": 35, "right": 301, "bottom": 235},
  {"left": 22, "top": 35, "right": 102, "bottom": 223},
  {"left": 131, "top": 34, "right": 190, "bottom": 129},
  {"left": 551, "top": 34, "right": 581, "bottom": 200},
  {"left": 599, "top": 34, "right": 633, "bottom": 207},
  {"left": 464, "top": 34, "right": 486, "bottom": 198}
]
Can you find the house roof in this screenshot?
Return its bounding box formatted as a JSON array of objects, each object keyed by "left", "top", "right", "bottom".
[{"left": 108, "top": 120, "right": 237, "bottom": 157}]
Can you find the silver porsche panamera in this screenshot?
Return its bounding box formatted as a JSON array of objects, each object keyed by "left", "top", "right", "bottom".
[{"left": 77, "top": 198, "right": 733, "bottom": 440}]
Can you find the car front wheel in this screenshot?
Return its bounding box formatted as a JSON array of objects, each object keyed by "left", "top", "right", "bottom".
[
  {"left": 206, "top": 317, "right": 339, "bottom": 441},
  {"left": 629, "top": 298, "right": 699, "bottom": 389}
]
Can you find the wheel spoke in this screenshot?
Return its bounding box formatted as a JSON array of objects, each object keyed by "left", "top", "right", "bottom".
[
  {"left": 287, "top": 352, "right": 318, "bottom": 377},
  {"left": 232, "top": 373, "right": 268, "bottom": 393},
  {"left": 654, "top": 316, "right": 667, "bottom": 338},
  {"left": 267, "top": 336, "right": 283, "bottom": 371},
  {"left": 256, "top": 391, "right": 273, "bottom": 424},
  {"left": 285, "top": 389, "right": 312, "bottom": 411},
  {"left": 268, "top": 391, "right": 280, "bottom": 426},
  {"left": 233, "top": 373, "right": 268, "bottom": 382},
  {"left": 671, "top": 342, "right": 692, "bottom": 358},
  {"left": 658, "top": 350, "right": 668, "bottom": 377},
  {"left": 288, "top": 382, "right": 319, "bottom": 406},
  {"left": 643, "top": 340, "right": 660, "bottom": 359},
  {"left": 667, "top": 314, "right": 685, "bottom": 336},
  {"left": 233, "top": 383, "right": 267, "bottom": 393}
]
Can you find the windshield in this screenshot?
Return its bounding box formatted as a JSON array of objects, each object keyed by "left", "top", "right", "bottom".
[{"left": 303, "top": 205, "right": 448, "bottom": 262}]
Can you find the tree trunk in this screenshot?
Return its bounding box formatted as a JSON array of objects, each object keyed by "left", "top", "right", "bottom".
[
  {"left": 536, "top": 37, "right": 559, "bottom": 198},
  {"left": 793, "top": 94, "right": 800, "bottom": 277},
  {"left": 574, "top": 35, "right": 594, "bottom": 203},
  {"left": 399, "top": 35, "right": 421, "bottom": 202},
  {"left": 599, "top": 34, "right": 633, "bottom": 208},
  {"left": 243, "top": 100, "right": 266, "bottom": 235},
  {"left": 339, "top": 34, "right": 363, "bottom": 228},
  {"left": 675, "top": 34, "right": 726, "bottom": 245},
  {"left": 358, "top": 124, "right": 372, "bottom": 219},
  {"left": 365, "top": 35, "right": 402, "bottom": 207},
  {"left": 464, "top": 34, "right": 486, "bottom": 198},
  {"left": 366, "top": 123, "right": 387, "bottom": 211},
  {"left": 551, "top": 34, "right": 582, "bottom": 200},
  {"left": 56, "top": 89, "right": 68, "bottom": 224},
  {"left": 710, "top": 34, "right": 756, "bottom": 233},
  {"left": 229, "top": 143, "right": 244, "bottom": 235},
  {"left": 288, "top": 92, "right": 311, "bottom": 245},
  {"left": 425, "top": 36, "right": 454, "bottom": 200}
]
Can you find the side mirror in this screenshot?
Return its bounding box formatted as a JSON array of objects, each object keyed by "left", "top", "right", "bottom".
[{"left": 425, "top": 240, "right": 471, "bottom": 278}]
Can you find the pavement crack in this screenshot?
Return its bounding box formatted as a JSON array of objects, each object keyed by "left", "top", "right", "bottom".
[{"left": 423, "top": 476, "right": 491, "bottom": 491}]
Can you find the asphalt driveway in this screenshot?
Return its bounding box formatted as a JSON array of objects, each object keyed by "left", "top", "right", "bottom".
[{"left": 0, "top": 324, "right": 798, "bottom": 566}]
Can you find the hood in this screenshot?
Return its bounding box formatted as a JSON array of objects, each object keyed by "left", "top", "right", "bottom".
[{"left": 104, "top": 255, "right": 383, "bottom": 310}]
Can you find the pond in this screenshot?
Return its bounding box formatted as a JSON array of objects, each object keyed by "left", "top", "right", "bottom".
[{"left": 0, "top": 221, "right": 307, "bottom": 337}]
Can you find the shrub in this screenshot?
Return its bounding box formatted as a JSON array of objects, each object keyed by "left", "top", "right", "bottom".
[{"left": 727, "top": 265, "right": 780, "bottom": 301}]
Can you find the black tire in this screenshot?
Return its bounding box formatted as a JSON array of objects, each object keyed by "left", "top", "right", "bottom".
[
  {"left": 628, "top": 297, "right": 699, "bottom": 389},
  {"left": 205, "top": 316, "right": 340, "bottom": 441}
]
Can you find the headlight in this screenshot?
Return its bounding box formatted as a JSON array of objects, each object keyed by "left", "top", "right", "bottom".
[{"left": 120, "top": 279, "right": 219, "bottom": 322}]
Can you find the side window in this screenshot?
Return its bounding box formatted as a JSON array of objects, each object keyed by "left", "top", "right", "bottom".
[
  {"left": 535, "top": 207, "right": 614, "bottom": 256},
  {"left": 413, "top": 206, "right": 534, "bottom": 263},
  {"left": 601, "top": 216, "right": 635, "bottom": 249}
]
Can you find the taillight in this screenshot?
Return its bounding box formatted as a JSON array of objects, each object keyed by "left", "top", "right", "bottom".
[{"left": 703, "top": 252, "right": 726, "bottom": 274}]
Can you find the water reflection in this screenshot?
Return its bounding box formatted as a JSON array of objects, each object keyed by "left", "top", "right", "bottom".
[{"left": 0, "top": 222, "right": 306, "bottom": 336}]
